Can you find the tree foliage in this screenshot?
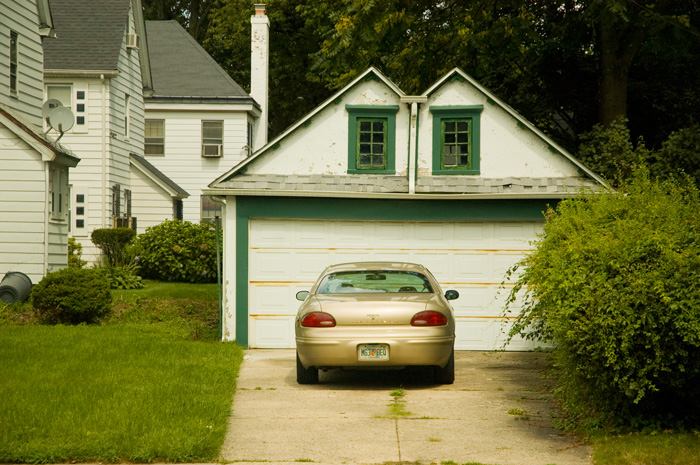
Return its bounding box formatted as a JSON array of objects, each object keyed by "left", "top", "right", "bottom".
[{"left": 505, "top": 171, "right": 700, "bottom": 430}]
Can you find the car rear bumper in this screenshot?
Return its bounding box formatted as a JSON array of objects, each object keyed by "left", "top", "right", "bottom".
[{"left": 296, "top": 334, "right": 454, "bottom": 369}]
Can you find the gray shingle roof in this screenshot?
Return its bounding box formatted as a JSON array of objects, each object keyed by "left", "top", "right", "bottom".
[
  {"left": 44, "top": 0, "right": 131, "bottom": 71},
  {"left": 215, "top": 174, "right": 602, "bottom": 195},
  {"left": 145, "top": 21, "right": 248, "bottom": 98},
  {"left": 130, "top": 153, "right": 189, "bottom": 197}
]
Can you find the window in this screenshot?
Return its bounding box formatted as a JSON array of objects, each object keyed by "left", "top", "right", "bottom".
[
  {"left": 74, "top": 191, "right": 87, "bottom": 232},
  {"left": 201, "top": 195, "right": 222, "bottom": 222},
  {"left": 9, "top": 31, "right": 18, "bottom": 94},
  {"left": 145, "top": 119, "right": 165, "bottom": 155},
  {"left": 49, "top": 167, "right": 68, "bottom": 220},
  {"left": 430, "top": 106, "right": 483, "bottom": 175},
  {"left": 124, "top": 94, "right": 130, "bottom": 137},
  {"left": 247, "top": 121, "right": 253, "bottom": 156},
  {"left": 112, "top": 184, "right": 121, "bottom": 217},
  {"left": 346, "top": 105, "right": 398, "bottom": 174},
  {"left": 202, "top": 120, "right": 223, "bottom": 157},
  {"left": 173, "top": 199, "right": 183, "bottom": 221}
]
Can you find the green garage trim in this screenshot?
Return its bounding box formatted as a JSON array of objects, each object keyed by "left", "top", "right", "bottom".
[{"left": 234, "top": 196, "right": 555, "bottom": 346}]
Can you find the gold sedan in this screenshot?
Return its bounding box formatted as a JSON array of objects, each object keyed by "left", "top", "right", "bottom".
[{"left": 294, "top": 262, "right": 458, "bottom": 384}]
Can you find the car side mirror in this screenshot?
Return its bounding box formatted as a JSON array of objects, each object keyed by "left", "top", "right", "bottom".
[
  {"left": 296, "top": 291, "right": 310, "bottom": 301},
  {"left": 445, "top": 290, "right": 459, "bottom": 301}
]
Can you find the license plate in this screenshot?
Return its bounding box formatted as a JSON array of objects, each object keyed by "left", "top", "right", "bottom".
[{"left": 358, "top": 344, "right": 389, "bottom": 361}]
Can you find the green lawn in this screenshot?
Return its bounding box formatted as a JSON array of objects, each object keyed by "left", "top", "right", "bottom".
[
  {"left": 0, "top": 325, "right": 242, "bottom": 463},
  {"left": 0, "top": 280, "right": 242, "bottom": 463},
  {"left": 592, "top": 432, "right": 700, "bottom": 465}
]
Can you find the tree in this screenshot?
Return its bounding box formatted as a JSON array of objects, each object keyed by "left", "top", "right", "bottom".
[
  {"left": 142, "top": 0, "right": 215, "bottom": 42},
  {"left": 205, "top": 0, "right": 343, "bottom": 136}
]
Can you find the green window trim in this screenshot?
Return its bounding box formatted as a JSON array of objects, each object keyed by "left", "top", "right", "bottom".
[
  {"left": 430, "top": 105, "right": 483, "bottom": 175},
  {"left": 346, "top": 105, "right": 398, "bottom": 174}
]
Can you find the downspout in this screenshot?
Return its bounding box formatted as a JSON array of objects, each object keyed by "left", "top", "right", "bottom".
[
  {"left": 44, "top": 168, "right": 50, "bottom": 273},
  {"left": 101, "top": 74, "right": 108, "bottom": 228},
  {"left": 401, "top": 96, "right": 426, "bottom": 194},
  {"left": 211, "top": 195, "right": 227, "bottom": 340}
]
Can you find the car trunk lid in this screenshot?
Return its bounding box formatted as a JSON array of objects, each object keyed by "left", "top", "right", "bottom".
[{"left": 314, "top": 294, "right": 435, "bottom": 326}]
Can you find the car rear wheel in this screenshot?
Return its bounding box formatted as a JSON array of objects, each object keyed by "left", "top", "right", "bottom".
[
  {"left": 433, "top": 349, "right": 455, "bottom": 384},
  {"left": 296, "top": 352, "right": 319, "bottom": 384}
]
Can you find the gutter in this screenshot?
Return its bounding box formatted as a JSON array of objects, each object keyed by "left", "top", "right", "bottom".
[{"left": 45, "top": 69, "right": 119, "bottom": 78}]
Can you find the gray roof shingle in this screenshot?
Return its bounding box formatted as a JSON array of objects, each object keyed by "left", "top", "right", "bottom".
[
  {"left": 44, "top": 0, "right": 131, "bottom": 71},
  {"left": 145, "top": 21, "right": 248, "bottom": 98}
]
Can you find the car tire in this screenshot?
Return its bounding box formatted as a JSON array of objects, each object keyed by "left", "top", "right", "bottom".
[
  {"left": 296, "top": 352, "right": 319, "bottom": 384},
  {"left": 434, "top": 349, "right": 455, "bottom": 385}
]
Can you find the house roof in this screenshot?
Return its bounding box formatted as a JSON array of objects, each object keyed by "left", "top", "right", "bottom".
[
  {"left": 130, "top": 153, "right": 189, "bottom": 198},
  {"left": 210, "top": 67, "right": 402, "bottom": 186},
  {"left": 0, "top": 104, "right": 80, "bottom": 167},
  {"left": 145, "top": 20, "right": 249, "bottom": 99},
  {"left": 208, "top": 67, "right": 606, "bottom": 198},
  {"left": 44, "top": 0, "right": 132, "bottom": 71}
]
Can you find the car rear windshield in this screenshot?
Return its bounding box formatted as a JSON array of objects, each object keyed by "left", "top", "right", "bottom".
[{"left": 316, "top": 270, "right": 433, "bottom": 294}]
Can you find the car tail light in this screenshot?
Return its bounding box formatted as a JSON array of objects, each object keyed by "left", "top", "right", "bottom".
[
  {"left": 411, "top": 311, "right": 448, "bottom": 326},
  {"left": 300, "top": 312, "right": 336, "bottom": 327}
]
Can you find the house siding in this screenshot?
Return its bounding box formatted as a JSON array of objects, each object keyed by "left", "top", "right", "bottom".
[
  {"left": 129, "top": 166, "right": 176, "bottom": 231},
  {"left": 0, "top": 126, "right": 47, "bottom": 284},
  {"left": 143, "top": 107, "right": 249, "bottom": 223},
  {"left": 0, "top": 2, "right": 45, "bottom": 127}
]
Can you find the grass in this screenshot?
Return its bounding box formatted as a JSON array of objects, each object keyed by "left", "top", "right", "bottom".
[
  {"left": 0, "top": 280, "right": 243, "bottom": 463},
  {"left": 592, "top": 432, "right": 700, "bottom": 465}
]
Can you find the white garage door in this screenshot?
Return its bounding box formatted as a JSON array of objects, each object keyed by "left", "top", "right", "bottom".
[{"left": 248, "top": 219, "right": 543, "bottom": 350}]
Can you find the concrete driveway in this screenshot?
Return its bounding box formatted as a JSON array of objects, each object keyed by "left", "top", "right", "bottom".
[{"left": 221, "top": 350, "right": 591, "bottom": 465}]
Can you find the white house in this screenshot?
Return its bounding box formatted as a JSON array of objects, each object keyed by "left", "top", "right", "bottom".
[
  {"left": 0, "top": 0, "right": 80, "bottom": 285},
  {"left": 42, "top": 0, "right": 186, "bottom": 261},
  {"left": 142, "top": 17, "right": 262, "bottom": 224},
  {"left": 206, "top": 67, "right": 607, "bottom": 350}
]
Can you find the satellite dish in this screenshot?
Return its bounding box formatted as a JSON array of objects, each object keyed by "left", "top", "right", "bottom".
[
  {"left": 47, "top": 106, "right": 74, "bottom": 138},
  {"left": 42, "top": 99, "right": 64, "bottom": 120}
]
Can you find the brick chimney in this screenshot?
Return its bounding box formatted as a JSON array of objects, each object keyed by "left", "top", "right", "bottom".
[{"left": 251, "top": 4, "right": 269, "bottom": 150}]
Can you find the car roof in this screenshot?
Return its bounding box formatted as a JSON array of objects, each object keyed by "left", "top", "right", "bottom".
[{"left": 323, "top": 262, "right": 430, "bottom": 274}]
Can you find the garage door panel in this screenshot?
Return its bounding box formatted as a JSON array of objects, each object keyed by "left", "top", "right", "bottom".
[
  {"left": 412, "top": 251, "right": 452, "bottom": 282},
  {"left": 249, "top": 250, "right": 292, "bottom": 280},
  {"left": 333, "top": 222, "right": 369, "bottom": 247},
  {"left": 374, "top": 223, "right": 409, "bottom": 245},
  {"left": 453, "top": 253, "right": 492, "bottom": 283},
  {"left": 249, "top": 284, "right": 294, "bottom": 315},
  {"left": 250, "top": 220, "right": 292, "bottom": 247},
  {"left": 250, "top": 316, "right": 295, "bottom": 348},
  {"left": 293, "top": 251, "right": 331, "bottom": 280},
  {"left": 415, "top": 222, "right": 453, "bottom": 246},
  {"left": 453, "top": 223, "right": 487, "bottom": 247},
  {"left": 294, "top": 221, "right": 330, "bottom": 247},
  {"left": 454, "top": 319, "right": 498, "bottom": 351},
  {"left": 451, "top": 287, "right": 490, "bottom": 317}
]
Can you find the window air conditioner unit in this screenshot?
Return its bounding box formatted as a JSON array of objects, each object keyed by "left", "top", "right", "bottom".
[
  {"left": 127, "top": 33, "right": 139, "bottom": 49},
  {"left": 202, "top": 144, "right": 223, "bottom": 157},
  {"left": 112, "top": 216, "right": 137, "bottom": 230}
]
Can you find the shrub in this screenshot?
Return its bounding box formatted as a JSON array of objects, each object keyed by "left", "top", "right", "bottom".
[
  {"left": 505, "top": 170, "right": 700, "bottom": 431},
  {"left": 31, "top": 268, "right": 112, "bottom": 324},
  {"left": 91, "top": 227, "right": 136, "bottom": 266},
  {"left": 650, "top": 124, "right": 700, "bottom": 182},
  {"left": 133, "top": 220, "right": 220, "bottom": 283},
  {"left": 68, "top": 237, "right": 87, "bottom": 268},
  {"left": 99, "top": 263, "right": 144, "bottom": 290}
]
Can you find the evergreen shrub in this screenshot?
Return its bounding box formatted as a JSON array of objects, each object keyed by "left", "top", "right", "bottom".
[
  {"left": 505, "top": 170, "right": 700, "bottom": 431},
  {"left": 31, "top": 268, "right": 112, "bottom": 324},
  {"left": 91, "top": 227, "right": 136, "bottom": 266},
  {"left": 133, "top": 220, "right": 220, "bottom": 283}
]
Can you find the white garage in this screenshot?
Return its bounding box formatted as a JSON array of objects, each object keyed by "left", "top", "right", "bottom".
[
  {"left": 248, "top": 218, "right": 542, "bottom": 350},
  {"left": 207, "top": 67, "right": 606, "bottom": 350}
]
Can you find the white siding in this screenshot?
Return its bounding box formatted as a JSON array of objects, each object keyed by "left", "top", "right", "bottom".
[
  {"left": 0, "top": 126, "right": 47, "bottom": 284},
  {"left": 129, "top": 166, "right": 175, "bottom": 232},
  {"left": 0, "top": 1, "right": 45, "bottom": 126},
  {"left": 143, "top": 108, "right": 249, "bottom": 223},
  {"left": 47, "top": 6, "right": 146, "bottom": 264}
]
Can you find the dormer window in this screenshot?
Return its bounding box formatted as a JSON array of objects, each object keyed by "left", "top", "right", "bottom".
[
  {"left": 346, "top": 105, "right": 398, "bottom": 174},
  {"left": 430, "top": 105, "right": 483, "bottom": 175}
]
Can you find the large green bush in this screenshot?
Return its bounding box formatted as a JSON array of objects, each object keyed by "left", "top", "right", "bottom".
[
  {"left": 133, "top": 220, "right": 220, "bottom": 283},
  {"left": 505, "top": 171, "right": 700, "bottom": 431},
  {"left": 31, "top": 268, "right": 112, "bottom": 324}
]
